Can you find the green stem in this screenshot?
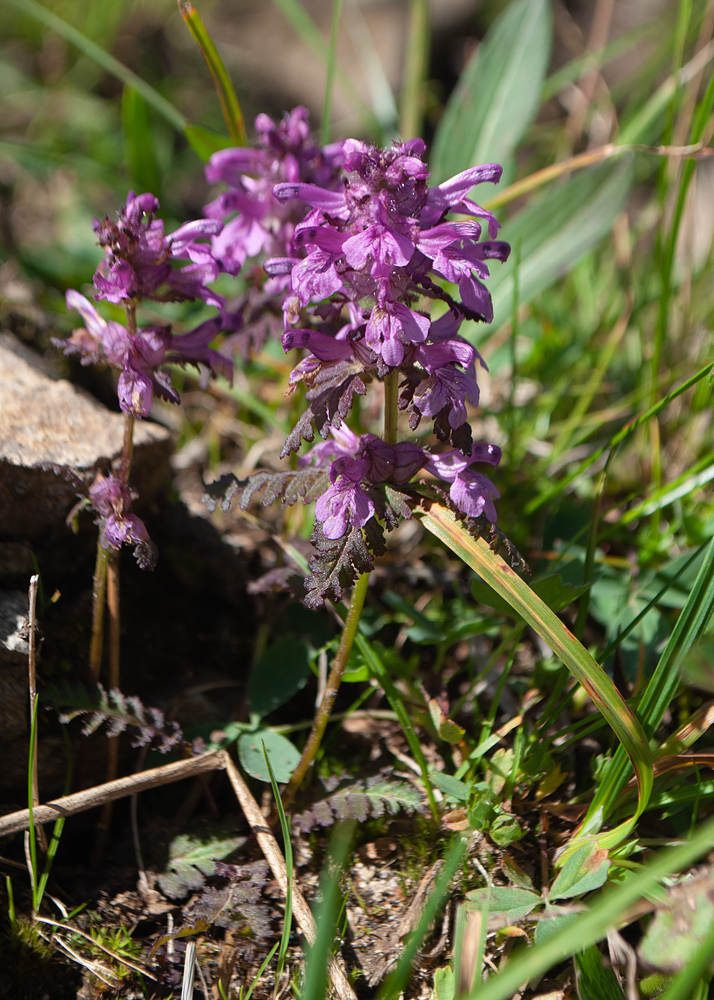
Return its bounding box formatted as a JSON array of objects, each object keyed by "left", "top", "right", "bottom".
[
  {"left": 383, "top": 369, "right": 399, "bottom": 445},
  {"left": 281, "top": 571, "right": 371, "bottom": 810}
]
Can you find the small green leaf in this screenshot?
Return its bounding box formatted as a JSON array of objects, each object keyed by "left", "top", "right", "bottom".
[
  {"left": 549, "top": 844, "right": 610, "bottom": 900},
  {"left": 428, "top": 699, "right": 466, "bottom": 744},
  {"left": 238, "top": 729, "right": 301, "bottom": 783},
  {"left": 157, "top": 833, "right": 243, "bottom": 899},
  {"left": 638, "top": 877, "right": 714, "bottom": 974},
  {"left": 430, "top": 771, "right": 470, "bottom": 802},
  {"left": 466, "top": 886, "right": 541, "bottom": 926},
  {"left": 249, "top": 637, "right": 311, "bottom": 719},
  {"left": 533, "top": 908, "right": 578, "bottom": 946},
  {"left": 433, "top": 966, "right": 455, "bottom": 1000},
  {"left": 490, "top": 813, "right": 524, "bottom": 847},
  {"left": 575, "top": 946, "right": 628, "bottom": 1000},
  {"left": 502, "top": 854, "right": 534, "bottom": 891}
]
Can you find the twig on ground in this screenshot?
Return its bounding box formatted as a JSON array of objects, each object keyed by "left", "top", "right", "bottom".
[
  {"left": 0, "top": 751, "right": 227, "bottom": 837},
  {"left": 222, "top": 754, "right": 358, "bottom": 1000}
]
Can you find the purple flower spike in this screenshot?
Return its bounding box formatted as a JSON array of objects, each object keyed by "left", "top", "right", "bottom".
[{"left": 93, "top": 192, "right": 224, "bottom": 308}]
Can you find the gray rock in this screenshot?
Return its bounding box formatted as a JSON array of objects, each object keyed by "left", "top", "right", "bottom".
[{"left": 0, "top": 332, "right": 172, "bottom": 540}]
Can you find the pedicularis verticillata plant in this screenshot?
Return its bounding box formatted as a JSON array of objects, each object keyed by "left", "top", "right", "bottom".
[
  {"left": 57, "top": 107, "right": 509, "bottom": 661},
  {"left": 204, "top": 108, "right": 510, "bottom": 609}
]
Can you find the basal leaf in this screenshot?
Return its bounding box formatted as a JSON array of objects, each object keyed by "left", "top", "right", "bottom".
[
  {"left": 431, "top": 0, "right": 552, "bottom": 184},
  {"left": 248, "top": 637, "right": 311, "bottom": 719},
  {"left": 238, "top": 728, "right": 301, "bottom": 783}
]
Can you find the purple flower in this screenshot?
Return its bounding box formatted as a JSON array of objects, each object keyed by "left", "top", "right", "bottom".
[
  {"left": 60, "top": 291, "right": 237, "bottom": 418},
  {"left": 89, "top": 476, "right": 157, "bottom": 568},
  {"left": 425, "top": 442, "right": 502, "bottom": 522},
  {"left": 315, "top": 458, "right": 375, "bottom": 539},
  {"left": 93, "top": 192, "right": 224, "bottom": 309}
]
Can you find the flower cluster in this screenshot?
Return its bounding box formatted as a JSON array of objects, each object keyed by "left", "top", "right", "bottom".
[
  {"left": 56, "top": 191, "right": 238, "bottom": 565},
  {"left": 262, "top": 136, "right": 508, "bottom": 540},
  {"left": 301, "top": 425, "right": 501, "bottom": 540},
  {"left": 203, "top": 117, "right": 510, "bottom": 600}
]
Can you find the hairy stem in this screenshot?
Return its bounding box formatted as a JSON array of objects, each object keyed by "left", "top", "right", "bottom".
[
  {"left": 88, "top": 533, "right": 109, "bottom": 682},
  {"left": 383, "top": 368, "right": 399, "bottom": 446},
  {"left": 280, "top": 571, "right": 370, "bottom": 811}
]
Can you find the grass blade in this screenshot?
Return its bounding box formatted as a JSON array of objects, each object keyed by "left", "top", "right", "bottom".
[
  {"left": 417, "top": 502, "right": 653, "bottom": 848},
  {"left": 378, "top": 835, "right": 468, "bottom": 1000},
  {"left": 399, "top": 0, "right": 430, "bottom": 140},
  {"left": 584, "top": 530, "right": 714, "bottom": 831},
  {"left": 262, "top": 745, "right": 293, "bottom": 990},
  {"left": 301, "top": 822, "right": 354, "bottom": 1000},
  {"left": 178, "top": 0, "right": 246, "bottom": 146},
  {"left": 526, "top": 360, "right": 714, "bottom": 514}
]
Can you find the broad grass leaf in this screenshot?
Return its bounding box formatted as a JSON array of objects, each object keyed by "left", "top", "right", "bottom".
[
  {"left": 575, "top": 946, "right": 627, "bottom": 1000},
  {"left": 466, "top": 886, "right": 541, "bottom": 926},
  {"left": 158, "top": 833, "right": 244, "bottom": 899},
  {"left": 431, "top": 0, "right": 552, "bottom": 184},
  {"left": 248, "top": 636, "right": 311, "bottom": 719},
  {"left": 238, "top": 728, "right": 301, "bottom": 782},
  {"left": 472, "top": 160, "right": 634, "bottom": 338},
  {"left": 472, "top": 573, "right": 590, "bottom": 616},
  {"left": 549, "top": 843, "right": 609, "bottom": 900},
  {"left": 419, "top": 502, "right": 653, "bottom": 849}
]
